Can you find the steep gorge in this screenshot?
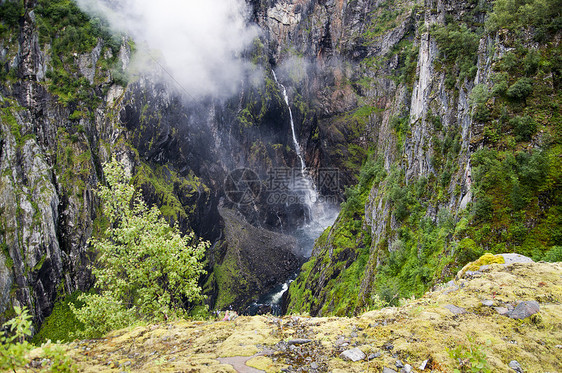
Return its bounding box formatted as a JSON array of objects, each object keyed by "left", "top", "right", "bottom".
[{"left": 0, "top": 0, "right": 560, "bottom": 332}]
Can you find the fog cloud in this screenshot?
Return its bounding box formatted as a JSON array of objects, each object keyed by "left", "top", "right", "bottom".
[{"left": 77, "top": 0, "right": 260, "bottom": 98}]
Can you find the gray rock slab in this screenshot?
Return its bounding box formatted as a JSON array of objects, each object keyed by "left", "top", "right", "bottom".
[
  {"left": 508, "top": 360, "right": 524, "bottom": 373},
  {"left": 383, "top": 368, "right": 398, "bottom": 373},
  {"left": 286, "top": 339, "right": 312, "bottom": 345},
  {"left": 419, "top": 359, "right": 430, "bottom": 370},
  {"left": 444, "top": 304, "right": 467, "bottom": 315},
  {"left": 500, "top": 253, "right": 534, "bottom": 265},
  {"left": 340, "top": 347, "right": 366, "bottom": 362},
  {"left": 508, "top": 301, "right": 540, "bottom": 319},
  {"left": 495, "top": 306, "right": 510, "bottom": 315}
]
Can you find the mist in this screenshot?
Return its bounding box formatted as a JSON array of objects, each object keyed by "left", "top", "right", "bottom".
[{"left": 77, "top": 0, "right": 260, "bottom": 99}]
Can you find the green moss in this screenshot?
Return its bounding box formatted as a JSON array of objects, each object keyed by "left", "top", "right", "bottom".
[
  {"left": 465, "top": 253, "right": 505, "bottom": 272},
  {"left": 132, "top": 163, "right": 207, "bottom": 222},
  {"left": 32, "top": 292, "right": 86, "bottom": 344},
  {"left": 0, "top": 242, "right": 14, "bottom": 269},
  {"left": 212, "top": 246, "right": 241, "bottom": 311}
]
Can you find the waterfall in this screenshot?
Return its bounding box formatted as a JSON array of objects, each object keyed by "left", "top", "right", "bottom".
[
  {"left": 273, "top": 70, "right": 306, "bottom": 172},
  {"left": 272, "top": 70, "right": 319, "bottom": 214}
]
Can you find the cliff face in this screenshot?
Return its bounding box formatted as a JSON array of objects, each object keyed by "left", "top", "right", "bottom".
[
  {"left": 0, "top": 0, "right": 342, "bottom": 322},
  {"left": 277, "top": 0, "right": 561, "bottom": 316}
]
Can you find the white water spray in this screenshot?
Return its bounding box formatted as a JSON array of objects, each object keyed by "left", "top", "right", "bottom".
[{"left": 271, "top": 69, "right": 341, "bottom": 253}]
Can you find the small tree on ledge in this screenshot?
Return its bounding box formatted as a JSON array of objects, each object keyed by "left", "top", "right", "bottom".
[{"left": 72, "top": 159, "right": 208, "bottom": 338}]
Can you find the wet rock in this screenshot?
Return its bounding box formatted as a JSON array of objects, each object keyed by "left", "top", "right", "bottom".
[
  {"left": 444, "top": 304, "right": 467, "bottom": 315},
  {"left": 214, "top": 208, "right": 302, "bottom": 311},
  {"left": 339, "top": 347, "right": 366, "bottom": 362},
  {"left": 508, "top": 301, "right": 540, "bottom": 320},
  {"left": 508, "top": 360, "right": 524, "bottom": 373}
]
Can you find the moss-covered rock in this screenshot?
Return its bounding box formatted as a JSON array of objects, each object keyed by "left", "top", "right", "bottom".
[{"left": 53, "top": 261, "right": 562, "bottom": 372}]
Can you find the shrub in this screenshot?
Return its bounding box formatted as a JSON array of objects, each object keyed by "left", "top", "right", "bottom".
[
  {"left": 0, "top": 0, "right": 23, "bottom": 29},
  {"left": 1, "top": 306, "right": 76, "bottom": 372},
  {"left": 543, "top": 246, "right": 562, "bottom": 262},
  {"left": 0, "top": 306, "right": 33, "bottom": 371},
  {"left": 448, "top": 335, "right": 492, "bottom": 373},
  {"left": 509, "top": 115, "right": 537, "bottom": 141},
  {"left": 71, "top": 159, "right": 209, "bottom": 338},
  {"left": 506, "top": 77, "right": 533, "bottom": 100},
  {"left": 487, "top": 0, "right": 561, "bottom": 37},
  {"left": 491, "top": 72, "right": 509, "bottom": 96}
]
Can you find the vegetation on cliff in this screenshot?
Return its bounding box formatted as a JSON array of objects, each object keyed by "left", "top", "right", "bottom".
[
  {"left": 70, "top": 160, "right": 208, "bottom": 338},
  {"left": 287, "top": 0, "right": 562, "bottom": 317}
]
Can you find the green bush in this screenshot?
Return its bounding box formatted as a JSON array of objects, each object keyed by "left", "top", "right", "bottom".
[
  {"left": 433, "top": 23, "right": 480, "bottom": 85},
  {"left": 0, "top": 306, "right": 33, "bottom": 371},
  {"left": 448, "top": 335, "right": 492, "bottom": 373},
  {"left": 71, "top": 159, "right": 209, "bottom": 338},
  {"left": 32, "top": 292, "right": 85, "bottom": 344},
  {"left": 491, "top": 72, "right": 509, "bottom": 96},
  {"left": 506, "top": 77, "right": 534, "bottom": 100},
  {"left": 0, "top": 0, "right": 23, "bottom": 29},
  {"left": 509, "top": 115, "right": 537, "bottom": 141},
  {"left": 543, "top": 246, "right": 562, "bottom": 262},
  {"left": 487, "top": 0, "right": 562, "bottom": 38},
  {"left": 1, "top": 306, "right": 76, "bottom": 372}
]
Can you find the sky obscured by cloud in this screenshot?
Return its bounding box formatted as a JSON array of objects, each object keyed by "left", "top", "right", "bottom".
[{"left": 78, "top": 0, "right": 260, "bottom": 98}]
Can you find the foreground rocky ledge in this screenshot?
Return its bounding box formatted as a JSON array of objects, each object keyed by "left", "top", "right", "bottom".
[{"left": 50, "top": 261, "right": 562, "bottom": 372}]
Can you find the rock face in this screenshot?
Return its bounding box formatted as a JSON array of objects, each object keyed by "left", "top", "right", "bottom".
[
  {"left": 0, "top": 0, "right": 560, "bottom": 330},
  {"left": 280, "top": 0, "right": 561, "bottom": 315},
  {"left": 0, "top": 0, "right": 326, "bottom": 324}
]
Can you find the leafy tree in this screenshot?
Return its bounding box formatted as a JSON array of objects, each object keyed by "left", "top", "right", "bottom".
[
  {"left": 1, "top": 306, "right": 76, "bottom": 372},
  {"left": 543, "top": 246, "right": 562, "bottom": 262},
  {"left": 487, "top": 0, "right": 562, "bottom": 36},
  {"left": 72, "top": 159, "right": 208, "bottom": 338},
  {"left": 510, "top": 115, "right": 537, "bottom": 141},
  {"left": 0, "top": 306, "right": 32, "bottom": 371}
]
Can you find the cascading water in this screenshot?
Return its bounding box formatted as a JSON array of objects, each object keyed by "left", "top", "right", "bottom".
[
  {"left": 245, "top": 71, "right": 340, "bottom": 316},
  {"left": 272, "top": 70, "right": 319, "bottom": 219}
]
